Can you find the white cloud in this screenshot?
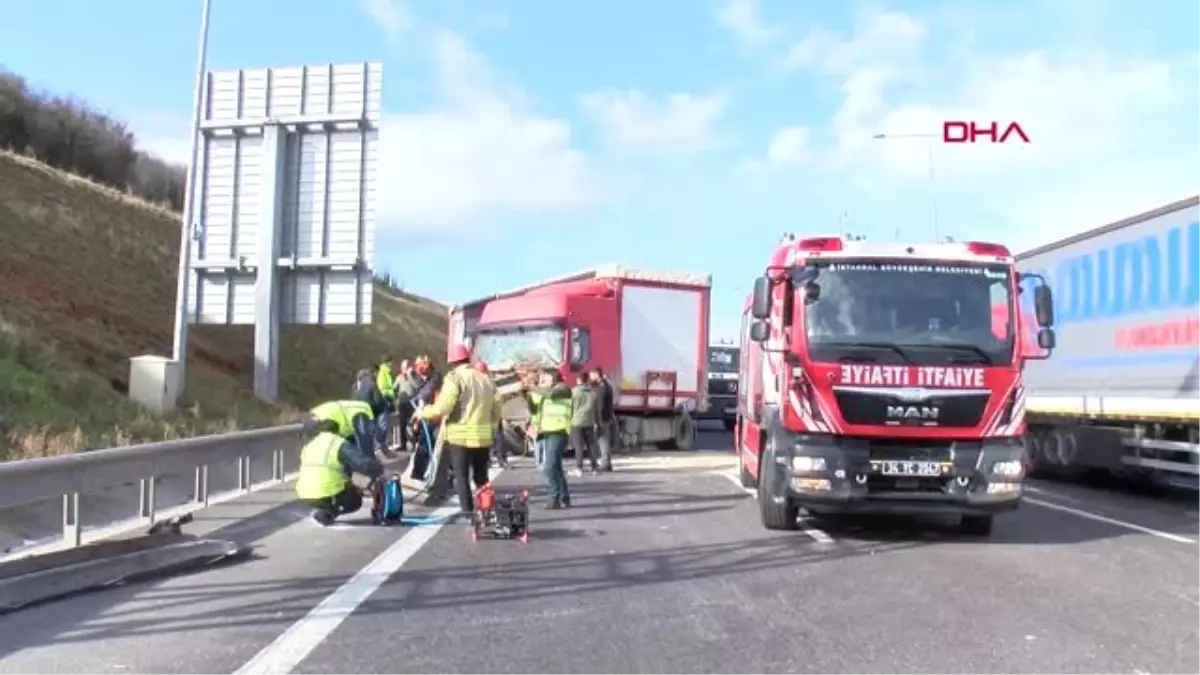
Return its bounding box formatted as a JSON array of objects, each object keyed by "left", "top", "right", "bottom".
[
  {"left": 780, "top": 9, "right": 927, "bottom": 74},
  {"left": 127, "top": 111, "right": 192, "bottom": 165},
  {"left": 579, "top": 89, "right": 727, "bottom": 152},
  {"left": 376, "top": 30, "right": 598, "bottom": 233},
  {"left": 717, "top": 0, "right": 783, "bottom": 50},
  {"left": 361, "top": 0, "right": 411, "bottom": 37},
  {"left": 765, "top": 126, "right": 812, "bottom": 166},
  {"left": 758, "top": 8, "right": 1197, "bottom": 246}
]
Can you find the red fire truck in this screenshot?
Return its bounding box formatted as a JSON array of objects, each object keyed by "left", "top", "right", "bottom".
[{"left": 735, "top": 235, "right": 1056, "bottom": 536}]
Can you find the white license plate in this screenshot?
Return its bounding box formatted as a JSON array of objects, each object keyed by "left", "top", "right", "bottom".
[
  {"left": 879, "top": 460, "right": 943, "bottom": 477},
  {"left": 724, "top": 406, "right": 736, "bottom": 415}
]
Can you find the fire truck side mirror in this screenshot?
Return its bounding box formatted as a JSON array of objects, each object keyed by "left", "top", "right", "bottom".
[
  {"left": 749, "top": 321, "right": 770, "bottom": 342},
  {"left": 751, "top": 276, "right": 772, "bottom": 320},
  {"left": 1033, "top": 284, "right": 1054, "bottom": 327},
  {"left": 1036, "top": 327, "right": 1056, "bottom": 351}
]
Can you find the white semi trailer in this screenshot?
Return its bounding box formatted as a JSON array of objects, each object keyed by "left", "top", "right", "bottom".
[{"left": 1017, "top": 197, "right": 1199, "bottom": 489}]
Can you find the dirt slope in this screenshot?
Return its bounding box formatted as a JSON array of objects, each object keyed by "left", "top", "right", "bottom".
[{"left": 0, "top": 150, "right": 446, "bottom": 459}]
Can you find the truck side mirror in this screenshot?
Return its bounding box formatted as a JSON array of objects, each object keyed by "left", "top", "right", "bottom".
[
  {"left": 1034, "top": 285, "right": 1054, "bottom": 327},
  {"left": 749, "top": 320, "right": 770, "bottom": 342},
  {"left": 751, "top": 276, "right": 772, "bottom": 320},
  {"left": 1036, "top": 327, "right": 1056, "bottom": 351},
  {"left": 569, "top": 327, "right": 590, "bottom": 367}
]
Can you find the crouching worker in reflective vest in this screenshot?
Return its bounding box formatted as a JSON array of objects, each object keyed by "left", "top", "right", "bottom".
[
  {"left": 301, "top": 400, "right": 384, "bottom": 525},
  {"left": 296, "top": 431, "right": 384, "bottom": 526},
  {"left": 413, "top": 344, "right": 501, "bottom": 515}
]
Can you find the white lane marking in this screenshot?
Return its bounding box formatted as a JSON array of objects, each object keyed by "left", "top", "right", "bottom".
[
  {"left": 1024, "top": 497, "right": 1197, "bottom": 545},
  {"left": 718, "top": 470, "right": 834, "bottom": 545},
  {"left": 235, "top": 469, "right": 503, "bottom": 675},
  {"left": 1023, "top": 484, "right": 1083, "bottom": 503}
]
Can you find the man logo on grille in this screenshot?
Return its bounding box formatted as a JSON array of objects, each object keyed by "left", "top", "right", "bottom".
[{"left": 887, "top": 405, "right": 939, "bottom": 420}]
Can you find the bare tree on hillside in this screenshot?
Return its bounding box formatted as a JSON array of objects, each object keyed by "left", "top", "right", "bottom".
[{"left": 0, "top": 67, "right": 187, "bottom": 211}]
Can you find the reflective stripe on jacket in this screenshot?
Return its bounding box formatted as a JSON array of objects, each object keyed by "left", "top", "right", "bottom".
[
  {"left": 295, "top": 432, "right": 348, "bottom": 500},
  {"left": 310, "top": 400, "right": 374, "bottom": 438},
  {"left": 416, "top": 364, "right": 501, "bottom": 448}
]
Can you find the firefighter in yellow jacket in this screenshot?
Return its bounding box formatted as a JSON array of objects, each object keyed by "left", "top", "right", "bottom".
[
  {"left": 413, "top": 344, "right": 502, "bottom": 513},
  {"left": 298, "top": 400, "right": 384, "bottom": 525}
]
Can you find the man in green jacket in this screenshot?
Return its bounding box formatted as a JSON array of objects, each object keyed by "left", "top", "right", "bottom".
[
  {"left": 374, "top": 356, "right": 397, "bottom": 452},
  {"left": 570, "top": 374, "right": 601, "bottom": 476}
]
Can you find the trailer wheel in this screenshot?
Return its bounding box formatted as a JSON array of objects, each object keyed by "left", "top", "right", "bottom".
[
  {"left": 959, "top": 514, "right": 994, "bottom": 537},
  {"left": 758, "top": 453, "right": 799, "bottom": 530},
  {"left": 662, "top": 413, "right": 695, "bottom": 451}
]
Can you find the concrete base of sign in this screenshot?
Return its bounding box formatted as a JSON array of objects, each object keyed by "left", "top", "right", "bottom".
[{"left": 128, "top": 355, "right": 183, "bottom": 413}]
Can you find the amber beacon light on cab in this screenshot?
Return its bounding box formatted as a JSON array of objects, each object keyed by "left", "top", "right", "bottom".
[{"left": 735, "top": 235, "right": 1057, "bottom": 536}]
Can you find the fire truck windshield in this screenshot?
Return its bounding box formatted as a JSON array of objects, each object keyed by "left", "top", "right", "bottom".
[
  {"left": 801, "top": 261, "right": 1015, "bottom": 366},
  {"left": 472, "top": 325, "right": 565, "bottom": 370}
]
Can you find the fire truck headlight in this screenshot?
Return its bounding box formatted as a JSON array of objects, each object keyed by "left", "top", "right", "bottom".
[
  {"left": 991, "top": 460, "right": 1024, "bottom": 478},
  {"left": 791, "top": 456, "right": 826, "bottom": 473}
]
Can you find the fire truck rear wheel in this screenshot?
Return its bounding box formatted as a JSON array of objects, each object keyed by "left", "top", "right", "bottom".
[
  {"left": 959, "top": 514, "right": 994, "bottom": 537},
  {"left": 758, "top": 461, "right": 799, "bottom": 530}
]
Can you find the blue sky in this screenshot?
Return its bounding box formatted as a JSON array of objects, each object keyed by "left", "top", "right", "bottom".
[{"left": 2, "top": 0, "right": 1197, "bottom": 340}]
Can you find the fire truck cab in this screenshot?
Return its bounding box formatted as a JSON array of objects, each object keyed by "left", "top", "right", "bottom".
[{"left": 735, "top": 235, "right": 1057, "bottom": 536}]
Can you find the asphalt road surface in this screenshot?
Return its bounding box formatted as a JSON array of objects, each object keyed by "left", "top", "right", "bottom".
[{"left": 1, "top": 427, "right": 1196, "bottom": 674}]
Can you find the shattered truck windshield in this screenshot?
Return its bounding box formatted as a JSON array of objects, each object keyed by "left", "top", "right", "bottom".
[
  {"left": 472, "top": 325, "right": 565, "bottom": 370},
  {"left": 802, "top": 261, "right": 1015, "bottom": 366}
]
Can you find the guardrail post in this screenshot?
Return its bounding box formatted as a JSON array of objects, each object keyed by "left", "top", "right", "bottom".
[
  {"left": 194, "top": 465, "right": 210, "bottom": 506},
  {"left": 272, "top": 449, "right": 284, "bottom": 481},
  {"left": 62, "top": 492, "right": 81, "bottom": 547},
  {"left": 238, "top": 456, "right": 251, "bottom": 492},
  {"left": 138, "top": 477, "right": 157, "bottom": 524}
]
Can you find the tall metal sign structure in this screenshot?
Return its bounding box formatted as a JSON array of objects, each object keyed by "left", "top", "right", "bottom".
[{"left": 181, "top": 62, "right": 382, "bottom": 403}]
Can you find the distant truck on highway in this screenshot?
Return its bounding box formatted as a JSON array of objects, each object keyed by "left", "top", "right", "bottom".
[
  {"left": 1017, "top": 197, "right": 1199, "bottom": 490},
  {"left": 695, "top": 341, "right": 740, "bottom": 431},
  {"left": 451, "top": 265, "right": 713, "bottom": 451},
  {"left": 736, "top": 235, "right": 1056, "bottom": 536}
]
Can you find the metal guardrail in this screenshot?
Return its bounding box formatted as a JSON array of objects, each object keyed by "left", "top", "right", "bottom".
[{"left": 0, "top": 424, "right": 305, "bottom": 550}]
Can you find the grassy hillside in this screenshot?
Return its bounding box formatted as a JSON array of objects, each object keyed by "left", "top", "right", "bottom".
[{"left": 0, "top": 150, "right": 447, "bottom": 460}]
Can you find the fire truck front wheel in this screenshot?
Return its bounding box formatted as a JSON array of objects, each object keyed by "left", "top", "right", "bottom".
[{"left": 758, "top": 457, "right": 800, "bottom": 530}]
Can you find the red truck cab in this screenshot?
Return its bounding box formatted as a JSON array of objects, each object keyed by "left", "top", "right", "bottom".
[{"left": 735, "top": 235, "right": 1056, "bottom": 536}]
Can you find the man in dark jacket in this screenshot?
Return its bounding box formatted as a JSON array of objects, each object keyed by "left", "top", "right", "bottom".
[
  {"left": 591, "top": 368, "right": 616, "bottom": 471},
  {"left": 351, "top": 368, "right": 391, "bottom": 455}
]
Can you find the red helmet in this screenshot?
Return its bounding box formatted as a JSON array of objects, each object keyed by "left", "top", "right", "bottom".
[{"left": 446, "top": 343, "right": 471, "bottom": 364}]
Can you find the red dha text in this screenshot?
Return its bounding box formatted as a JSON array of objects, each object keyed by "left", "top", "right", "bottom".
[{"left": 943, "top": 121, "right": 1030, "bottom": 144}]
